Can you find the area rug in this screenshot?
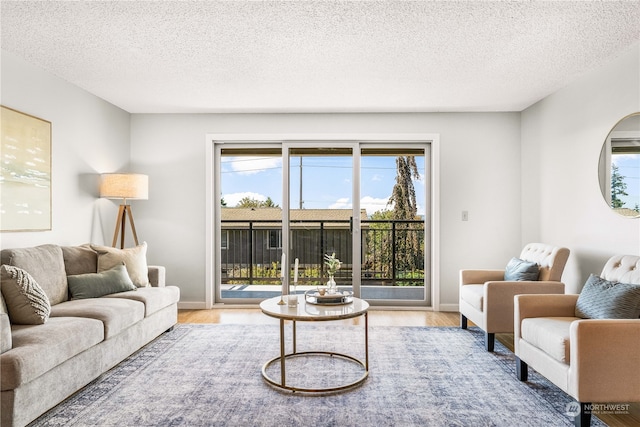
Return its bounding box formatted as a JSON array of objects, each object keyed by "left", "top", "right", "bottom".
[{"left": 30, "top": 324, "right": 605, "bottom": 427}]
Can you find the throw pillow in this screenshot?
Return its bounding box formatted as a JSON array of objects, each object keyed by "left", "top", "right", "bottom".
[
  {"left": 62, "top": 244, "right": 98, "bottom": 276},
  {"left": 0, "top": 265, "right": 51, "bottom": 324},
  {"left": 68, "top": 264, "right": 137, "bottom": 299},
  {"left": 91, "top": 242, "right": 150, "bottom": 287},
  {"left": 504, "top": 257, "right": 540, "bottom": 281},
  {"left": 575, "top": 274, "right": 640, "bottom": 319}
]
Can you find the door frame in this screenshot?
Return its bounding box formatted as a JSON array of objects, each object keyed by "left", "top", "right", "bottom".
[{"left": 205, "top": 133, "right": 440, "bottom": 310}]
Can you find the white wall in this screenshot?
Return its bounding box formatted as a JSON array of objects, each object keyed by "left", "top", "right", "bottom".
[
  {"left": 1, "top": 47, "right": 522, "bottom": 309},
  {"left": 5, "top": 40, "right": 638, "bottom": 308},
  {"left": 131, "top": 113, "right": 522, "bottom": 307},
  {"left": 521, "top": 43, "right": 640, "bottom": 294},
  {"left": 0, "top": 50, "right": 131, "bottom": 249}
]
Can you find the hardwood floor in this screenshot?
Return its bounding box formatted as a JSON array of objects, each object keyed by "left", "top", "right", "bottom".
[
  {"left": 178, "top": 307, "right": 460, "bottom": 326},
  {"left": 178, "top": 308, "right": 638, "bottom": 427}
]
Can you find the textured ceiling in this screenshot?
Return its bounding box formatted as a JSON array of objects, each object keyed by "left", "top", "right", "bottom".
[{"left": 1, "top": 1, "right": 639, "bottom": 113}]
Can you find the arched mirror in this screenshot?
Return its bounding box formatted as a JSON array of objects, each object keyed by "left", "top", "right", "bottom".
[{"left": 599, "top": 112, "right": 640, "bottom": 217}]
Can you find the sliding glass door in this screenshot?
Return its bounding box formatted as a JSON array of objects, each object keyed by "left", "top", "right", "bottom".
[
  {"left": 213, "top": 141, "right": 430, "bottom": 306},
  {"left": 287, "top": 145, "right": 354, "bottom": 298},
  {"left": 360, "top": 147, "right": 429, "bottom": 304},
  {"left": 218, "top": 147, "right": 284, "bottom": 301}
]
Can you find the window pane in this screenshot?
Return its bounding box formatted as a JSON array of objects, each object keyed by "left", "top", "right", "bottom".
[
  {"left": 220, "top": 149, "right": 283, "bottom": 300},
  {"left": 289, "top": 147, "right": 353, "bottom": 292},
  {"left": 360, "top": 149, "right": 428, "bottom": 303}
]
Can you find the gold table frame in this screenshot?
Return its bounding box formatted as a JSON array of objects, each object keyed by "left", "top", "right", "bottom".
[{"left": 259, "top": 295, "right": 369, "bottom": 393}]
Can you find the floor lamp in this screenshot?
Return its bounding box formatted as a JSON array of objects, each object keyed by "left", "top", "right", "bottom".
[{"left": 100, "top": 173, "right": 149, "bottom": 249}]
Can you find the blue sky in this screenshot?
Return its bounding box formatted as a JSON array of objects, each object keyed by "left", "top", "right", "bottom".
[{"left": 221, "top": 154, "right": 426, "bottom": 217}]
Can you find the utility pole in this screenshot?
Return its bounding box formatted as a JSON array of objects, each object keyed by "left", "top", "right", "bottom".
[{"left": 299, "top": 156, "right": 303, "bottom": 209}]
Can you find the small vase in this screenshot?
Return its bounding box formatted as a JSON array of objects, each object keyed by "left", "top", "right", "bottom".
[{"left": 327, "top": 275, "right": 337, "bottom": 294}]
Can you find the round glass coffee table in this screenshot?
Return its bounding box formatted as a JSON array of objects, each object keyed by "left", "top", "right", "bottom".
[{"left": 259, "top": 294, "right": 369, "bottom": 393}]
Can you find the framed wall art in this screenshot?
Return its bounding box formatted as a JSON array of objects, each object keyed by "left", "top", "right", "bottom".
[{"left": 1, "top": 106, "right": 52, "bottom": 231}]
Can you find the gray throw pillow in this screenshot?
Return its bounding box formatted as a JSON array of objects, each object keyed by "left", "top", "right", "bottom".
[
  {"left": 575, "top": 274, "right": 640, "bottom": 319},
  {"left": 68, "top": 264, "right": 137, "bottom": 300},
  {"left": 62, "top": 244, "right": 98, "bottom": 276},
  {"left": 504, "top": 257, "right": 540, "bottom": 281},
  {"left": 0, "top": 265, "right": 51, "bottom": 325}
]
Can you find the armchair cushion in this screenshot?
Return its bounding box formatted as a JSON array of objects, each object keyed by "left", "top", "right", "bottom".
[
  {"left": 575, "top": 274, "right": 640, "bottom": 319},
  {"left": 504, "top": 257, "right": 540, "bottom": 281},
  {"left": 521, "top": 317, "right": 578, "bottom": 364},
  {"left": 460, "top": 284, "right": 484, "bottom": 311}
]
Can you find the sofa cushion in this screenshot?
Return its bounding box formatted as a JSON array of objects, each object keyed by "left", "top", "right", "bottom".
[
  {"left": 68, "top": 264, "right": 137, "bottom": 300},
  {"left": 50, "top": 298, "right": 144, "bottom": 339},
  {"left": 460, "top": 284, "right": 484, "bottom": 311},
  {"left": 504, "top": 257, "right": 540, "bottom": 281},
  {"left": 91, "top": 243, "right": 150, "bottom": 288},
  {"left": 521, "top": 317, "right": 578, "bottom": 364},
  {"left": 0, "top": 265, "right": 51, "bottom": 325},
  {"left": 0, "top": 291, "right": 7, "bottom": 315},
  {"left": 575, "top": 274, "right": 640, "bottom": 319},
  {"left": 0, "top": 316, "right": 104, "bottom": 390},
  {"left": 0, "top": 313, "right": 11, "bottom": 354},
  {"left": 62, "top": 244, "right": 98, "bottom": 276},
  {"left": 104, "top": 286, "right": 180, "bottom": 317},
  {"left": 0, "top": 244, "right": 68, "bottom": 305}
]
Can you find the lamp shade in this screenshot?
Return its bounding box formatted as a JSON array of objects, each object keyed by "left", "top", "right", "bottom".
[{"left": 100, "top": 174, "right": 148, "bottom": 200}]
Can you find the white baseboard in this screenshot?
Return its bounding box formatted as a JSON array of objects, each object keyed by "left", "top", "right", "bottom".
[
  {"left": 438, "top": 303, "right": 459, "bottom": 312},
  {"left": 177, "top": 301, "right": 207, "bottom": 310}
]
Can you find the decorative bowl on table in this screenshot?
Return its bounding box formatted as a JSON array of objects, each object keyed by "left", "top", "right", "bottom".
[{"left": 304, "top": 289, "right": 353, "bottom": 305}]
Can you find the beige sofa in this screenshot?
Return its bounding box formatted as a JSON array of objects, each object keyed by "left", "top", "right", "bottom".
[
  {"left": 0, "top": 244, "right": 180, "bottom": 427},
  {"left": 514, "top": 255, "right": 640, "bottom": 427}
]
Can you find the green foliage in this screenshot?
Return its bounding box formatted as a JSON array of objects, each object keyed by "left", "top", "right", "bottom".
[
  {"left": 360, "top": 157, "right": 425, "bottom": 283},
  {"left": 324, "top": 252, "right": 342, "bottom": 276},
  {"left": 388, "top": 156, "right": 420, "bottom": 220},
  {"left": 226, "top": 263, "right": 326, "bottom": 286},
  {"left": 235, "top": 196, "right": 280, "bottom": 208},
  {"left": 611, "top": 163, "right": 628, "bottom": 209},
  {"left": 364, "top": 212, "right": 393, "bottom": 277},
  {"left": 384, "top": 156, "right": 424, "bottom": 273}
]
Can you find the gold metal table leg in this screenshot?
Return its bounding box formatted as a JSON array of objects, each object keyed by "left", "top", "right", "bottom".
[
  {"left": 261, "top": 311, "right": 369, "bottom": 393},
  {"left": 365, "top": 311, "right": 369, "bottom": 370},
  {"left": 279, "top": 319, "right": 285, "bottom": 387},
  {"left": 292, "top": 320, "right": 296, "bottom": 354}
]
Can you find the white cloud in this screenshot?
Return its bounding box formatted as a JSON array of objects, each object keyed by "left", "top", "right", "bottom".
[
  {"left": 329, "top": 197, "right": 351, "bottom": 209},
  {"left": 223, "top": 192, "right": 266, "bottom": 207},
  {"left": 361, "top": 196, "right": 391, "bottom": 215},
  {"left": 372, "top": 174, "right": 383, "bottom": 182},
  {"left": 227, "top": 156, "right": 282, "bottom": 175},
  {"left": 328, "top": 196, "right": 393, "bottom": 215}
]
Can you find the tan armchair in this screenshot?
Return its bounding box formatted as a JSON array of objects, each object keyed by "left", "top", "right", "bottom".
[
  {"left": 515, "top": 255, "right": 640, "bottom": 427},
  {"left": 459, "top": 243, "right": 570, "bottom": 351}
]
